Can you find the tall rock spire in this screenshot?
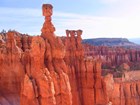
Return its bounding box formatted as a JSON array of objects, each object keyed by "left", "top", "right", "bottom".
[{"left": 41, "top": 4, "right": 55, "bottom": 39}]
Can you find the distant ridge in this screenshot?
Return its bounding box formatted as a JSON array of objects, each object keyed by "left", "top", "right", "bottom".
[{"left": 83, "top": 38, "right": 140, "bottom": 48}]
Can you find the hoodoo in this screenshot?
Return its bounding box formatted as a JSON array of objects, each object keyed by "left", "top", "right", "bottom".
[
  {"left": 0, "top": 4, "right": 108, "bottom": 105},
  {"left": 20, "top": 4, "right": 72, "bottom": 105},
  {"left": 1, "top": 3, "right": 140, "bottom": 105}
]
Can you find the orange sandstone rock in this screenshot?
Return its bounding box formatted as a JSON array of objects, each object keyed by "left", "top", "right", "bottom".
[
  {"left": 84, "top": 45, "right": 140, "bottom": 70},
  {"left": 0, "top": 32, "right": 25, "bottom": 105},
  {"left": 2, "top": 3, "right": 140, "bottom": 105},
  {"left": 63, "top": 30, "right": 108, "bottom": 105},
  {"left": 20, "top": 4, "right": 72, "bottom": 105}
]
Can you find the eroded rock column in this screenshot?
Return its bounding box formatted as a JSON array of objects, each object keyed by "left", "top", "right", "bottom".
[{"left": 20, "top": 4, "right": 72, "bottom": 105}]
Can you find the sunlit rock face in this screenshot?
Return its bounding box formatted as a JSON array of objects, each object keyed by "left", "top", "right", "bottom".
[
  {"left": 83, "top": 42, "right": 140, "bottom": 105},
  {"left": 104, "top": 73, "right": 140, "bottom": 105},
  {"left": 0, "top": 4, "right": 72, "bottom": 105},
  {"left": 3, "top": 3, "right": 140, "bottom": 105},
  {"left": 0, "top": 31, "right": 25, "bottom": 105},
  {"left": 20, "top": 4, "right": 72, "bottom": 105},
  {"left": 62, "top": 30, "right": 108, "bottom": 105}
]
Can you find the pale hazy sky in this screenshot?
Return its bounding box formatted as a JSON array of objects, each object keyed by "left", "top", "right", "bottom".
[{"left": 0, "top": 0, "right": 140, "bottom": 39}]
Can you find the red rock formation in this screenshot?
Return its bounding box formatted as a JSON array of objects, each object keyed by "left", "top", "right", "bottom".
[
  {"left": 0, "top": 4, "right": 72, "bottom": 105},
  {"left": 85, "top": 44, "right": 140, "bottom": 105},
  {"left": 0, "top": 31, "right": 25, "bottom": 105},
  {"left": 84, "top": 44, "right": 140, "bottom": 70},
  {"left": 63, "top": 30, "right": 108, "bottom": 105},
  {"left": 0, "top": 20, "right": 108, "bottom": 105},
  {"left": 104, "top": 73, "right": 140, "bottom": 105},
  {"left": 2, "top": 3, "right": 139, "bottom": 105},
  {"left": 20, "top": 4, "right": 72, "bottom": 105}
]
